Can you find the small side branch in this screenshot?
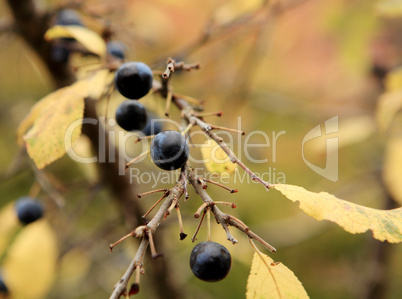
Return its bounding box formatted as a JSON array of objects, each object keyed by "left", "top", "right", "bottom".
[
  {"left": 109, "top": 178, "right": 185, "bottom": 299},
  {"left": 189, "top": 169, "right": 276, "bottom": 252},
  {"left": 173, "top": 96, "right": 271, "bottom": 191}
]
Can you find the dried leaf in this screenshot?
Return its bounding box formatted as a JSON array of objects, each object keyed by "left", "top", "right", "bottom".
[
  {"left": 200, "top": 140, "right": 237, "bottom": 174},
  {"left": 2, "top": 220, "right": 58, "bottom": 299},
  {"left": 45, "top": 25, "right": 106, "bottom": 57},
  {"left": 246, "top": 252, "right": 309, "bottom": 299},
  {"left": 272, "top": 184, "right": 402, "bottom": 243},
  {"left": 375, "top": 90, "right": 402, "bottom": 131},
  {"left": 376, "top": 0, "right": 402, "bottom": 18},
  {"left": 383, "top": 137, "right": 402, "bottom": 206}
]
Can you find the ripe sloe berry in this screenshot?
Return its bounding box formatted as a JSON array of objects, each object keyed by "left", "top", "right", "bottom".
[
  {"left": 15, "top": 197, "right": 44, "bottom": 225},
  {"left": 115, "top": 100, "right": 148, "bottom": 131},
  {"left": 141, "top": 112, "right": 164, "bottom": 136},
  {"left": 51, "top": 44, "right": 70, "bottom": 63},
  {"left": 0, "top": 275, "right": 8, "bottom": 294},
  {"left": 150, "top": 131, "right": 189, "bottom": 171},
  {"left": 107, "top": 41, "right": 126, "bottom": 60},
  {"left": 114, "top": 62, "right": 153, "bottom": 100},
  {"left": 190, "top": 241, "right": 231, "bottom": 282},
  {"left": 55, "top": 9, "right": 83, "bottom": 26}
]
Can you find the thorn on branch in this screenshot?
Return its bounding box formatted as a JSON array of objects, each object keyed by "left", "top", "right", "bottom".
[
  {"left": 162, "top": 58, "right": 200, "bottom": 80},
  {"left": 194, "top": 202, "right": 210, "bottom": 218},
  {"left": 210, "top": 125, "right": 245, "bottom": 135},
  {"left": 203, "top": 178, "right": 238, "bottom": 193},
  {"left": 193, "top": 111, "right": 223, "bottom": 118},
  {"left": 135, "top": 135, "right": 156, "bottom": 143},
  {"left": 142, "top": 191, "right": 170, "bottom": 220},
  {"left": 109, "top": 230, "right": 137, "bottom": 251},
  {"left": 192, "top": 209, "right": 206, "bottom": 242},
  {"left": 137, "top": 189, "right": 168, "bottom": 199},
  {"left": 175, "top": 204, "right": 187, "bottom": 240},
  {"left": 146, "top": 230, "right": 163, "bottom": 259},
  {"left": 165, "top": 89, "right": 173, "bottom": 116},
  {"left": 125, "top": 150, "right": 150, "bottom": 171},
  {"left": 214, "top": 201, "right": 237, "bottom": 209}
]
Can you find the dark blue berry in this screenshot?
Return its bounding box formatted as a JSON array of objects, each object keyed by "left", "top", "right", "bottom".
[
  {"left": 114, "top": 62, "right": 153, "bottom": 100},
  {"left": 55, "top": 9, "right": 83, "bottom": 26},
  {"left": 50, "top": 44, "right": 70, "bottom": 63},
  {"left": 115, "top": 100, "right": 147, "bottom": 131},
  {"left": 190, "top": 241, "right": 231, "bottom": 282},
  {"left": 150, "top": 131, "right": 189, "bottom": 171},
  {"left": 107, "top": 41, "right": 126, "bottom": 60},
  {"left": 15, "top": 197, "right": 44, "bottom": 225},
  {"left": 140, "top": 112, "right": 164, "bottom": 136},
  {"left": 0, "top": 275, "right": 8, "bottom": 294}
]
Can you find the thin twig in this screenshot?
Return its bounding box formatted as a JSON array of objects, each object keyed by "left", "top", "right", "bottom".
[
  {"left": 125, "top": 150, "right": 149, "bottom": 171},
  {"left": 176, "top": 204, "right": 187, "bottom": 240},
  {"left": 135, "top": 135, "right": 156, "bottom": 143},
  {"left": 142, "top": 192, "right": 169, "bottom": 221},
  {"left": 192, "top": 209, "right": 206, "bottom": 242},
  {"left": 203, "top": 178, "right": 238, "bottom": 193},
  {"left": 137, "top": 189, "right": 168, "bottom": 199},
  {"left": 165, "top": 89, "right": 173, "bottom": 116},
  {"left": 210, "top": 125, "right": 245, "bottom": 135},
  {"left": 189, "top": 169, "right": 276, "bottom": 251},
  {"left": 168, "top": 94, "right": 271, "bottom": 190},
  {"left": 110, "top": 178, "right": 185, "bottom": 298}
]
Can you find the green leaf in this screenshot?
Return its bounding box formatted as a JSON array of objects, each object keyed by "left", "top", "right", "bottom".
[
  {"left": 45, "top": 25, "right": 106, "bottom": 58},
  {"left": 246, "top": 252, "right": 309, "bottom": 299},
  {"left": 272, "top": 184, "right": 402, "bottom": 243}
]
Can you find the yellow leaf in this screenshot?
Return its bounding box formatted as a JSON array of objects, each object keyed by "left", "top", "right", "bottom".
[
  {"left": 375, "top": 90, "right": 402, "bottom": 131},
  {"left": 87, "top": 69, "right": 115, "bottom": 99},
  {"left": 310, "top": 115, "right": 375, "bottom": 154},
  {"left": 385, "top": 67, "right": 402, "bottom": 92},
  {"left": 214, "top": 0, "right": 265, "bottom": 25},
  {"left": 58, "top": 248, "right": 92, "bottom": 292},
  {"left": 383, "top": 137, "right": 402, "bottom": 206},
  {"left": 45, "top": 25, "right": 106, "bottom": 58},
  {"left": 272, "top": 184, "right": 402, "bottom": 243},
  {"left": 200, "top": 140, "right": 237, "bottom": 174},
  {"left": 0, "top": 203, "right": 19, "bottom": 256},
  {"left": 246, "top": 252, "right": 309, "bottom": 299},
  {"left": 2, "top": 220, "right": 58, "bottom": 299},
  {"left": 22, "top": 80, "right": 88, "bottom": 169},
  {"left": 376, "top": 0, "right": 402, "bottom": 18}
]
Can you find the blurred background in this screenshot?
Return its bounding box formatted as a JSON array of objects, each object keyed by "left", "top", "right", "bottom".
[{"left": 0, "top": 0, "right": 401, "bottom": 298}]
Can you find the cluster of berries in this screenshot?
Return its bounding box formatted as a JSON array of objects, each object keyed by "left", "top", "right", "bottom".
[{"left": 114, "top": 61, "right": 232, "bottom": 282}]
